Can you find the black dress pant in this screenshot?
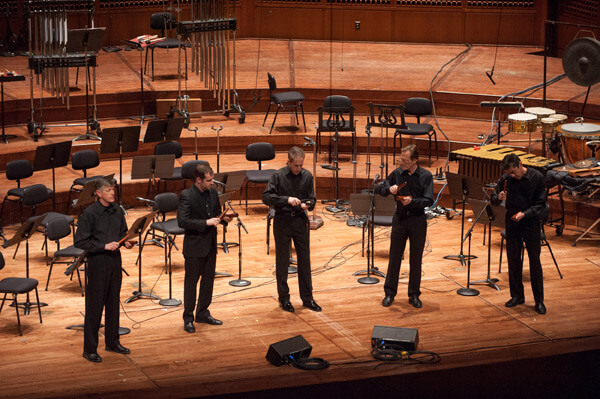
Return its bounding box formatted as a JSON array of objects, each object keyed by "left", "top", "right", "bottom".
[
  {"left": 384, "top": 213, "right": 427, "bottom": 298},
  {"left": 84, "top": 252, "right": 122, "bottom": 354},
  {"left": 183, "top": 246, "right": 217, "bottom": 323},
  {"left": 273, "top": 214, "right": 313, "bottom": 303},
  {"left": 505, "top": 218, "right": 544, "bottom": 303}
]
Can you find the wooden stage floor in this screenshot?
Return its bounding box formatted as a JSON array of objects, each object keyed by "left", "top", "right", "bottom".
[
  {"left": 0, "top": 202, "right": 599, "bottom": 399},
  {"left": 0, "top": 39, "right": 599, "bottom": 398}
]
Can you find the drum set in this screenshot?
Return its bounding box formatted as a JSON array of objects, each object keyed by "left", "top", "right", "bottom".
[{"left": 507, "top": 107, "right": 600, "bottom": 165}]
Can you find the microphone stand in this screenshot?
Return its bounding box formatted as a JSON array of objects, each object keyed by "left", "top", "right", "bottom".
[
  {"left": 224, "top": 199, "right": 250, "bottom": 287},
  {"left": 457, "top": 201, "right": 487, "bottom": 297},
  {"left": 356, "top": 175, "right": 383, "bottom": 284}
]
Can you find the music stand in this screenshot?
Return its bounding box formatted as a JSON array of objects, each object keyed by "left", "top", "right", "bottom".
[
  {"left": 349, "top": 193, "right": 379, "bottom": 284},
  {"left": 143, "top": 118, "right": 185, "bottom": 143},
  {"left": 33, "top": 140, "right": 72, "bottom": 210},
  {"left": 130, "top": 154, "right": 175, "bottom": 198},
  {"left": 443, "top": 172, "right": 478, "bottom": 266},
  {"left": 124, "top": 211, "right": 161, "bottom": 303},
  {"left": 2, "top": 215, "right": 47, "bottom": 314},
  {"left": 67, "top": 28, "right": 105, "bottom": 141},
  {"left": 304, "top": 136, "right": 324, "bottom": 229},
  {"left": 468, "top": 199, "right": 501, "bottom": 291},
  {"left": 100, "top": 126, "right": 141, "bottom": 206},
  {"left": 71, "top": 174, "right": 116, "bottom": 211}
]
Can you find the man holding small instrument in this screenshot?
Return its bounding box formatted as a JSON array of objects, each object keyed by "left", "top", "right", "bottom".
[
  {"left": 262, "top": 146, "right": 320, "bottom": 313},
  {"left": 177, "top": 164, "right": 232, "bottom": 333},
  {"left": 379, "top": 144, "right": 434, "bottom": 309},
  {"left": 75, "top": 177, "right": 135, "bottom": 363},
  {"left": 491, "top": 153, "right": 547, "bottom": 315}
]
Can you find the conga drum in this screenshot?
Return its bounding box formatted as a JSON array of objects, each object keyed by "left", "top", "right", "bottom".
[
  {"left": 508, "top": 113, "right": 537, "bottom": 134},
  {"left": 557, "top": 121, "right": 600, "bottom": 164},
  {"left": 524, "top": 107, "right": 556, "bottom": 126}
]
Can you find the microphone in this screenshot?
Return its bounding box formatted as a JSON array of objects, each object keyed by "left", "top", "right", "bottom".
[
  {"left": 212, "top": 179, "right": 226, "bottom": 186},
  {"left": 372, "top": 174, "right": 380, "bottom": 187},
  {"left": 136, "top": 196, "right": 155, "bottom": 205},
  {"left": 486, "top": 69, "right": 496, "bottom": 85},
  {"left": 304, "top": 136, "right": 315, "bottom": 146}
]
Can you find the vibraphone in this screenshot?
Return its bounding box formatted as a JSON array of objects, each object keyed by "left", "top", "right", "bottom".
[{"left": 450, "top": 144, "right": 562, "bottom": 185}]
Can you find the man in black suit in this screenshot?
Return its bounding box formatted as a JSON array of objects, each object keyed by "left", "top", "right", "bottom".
[
  {"left": 75, "top": 177, "right": 135, "bottom": 362},
  {"left": 491, "top": 153, "right": 547, "bottom": 315},
  {"left": 177, "top": 164, "right": 232, "bottom": 333},
  {"left": 262, "top": 146, "right": 320, "bottom": 313}
]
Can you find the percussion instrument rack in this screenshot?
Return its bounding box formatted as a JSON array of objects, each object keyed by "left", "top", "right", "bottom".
[
  {"left": 168, "top": 0, "right": 245, "bottom": 126},
  {"left": 25, "top": 0, "right": 101, "bottom": 141}
]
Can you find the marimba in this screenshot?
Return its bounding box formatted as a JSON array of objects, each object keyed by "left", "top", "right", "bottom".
[{"left": 450, "top": 144, "right": 562, "bottom": 185}]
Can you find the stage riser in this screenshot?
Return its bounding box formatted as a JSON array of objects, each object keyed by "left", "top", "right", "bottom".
[{"left": 5, "top": 88, "right": 597, "bottom": 128}]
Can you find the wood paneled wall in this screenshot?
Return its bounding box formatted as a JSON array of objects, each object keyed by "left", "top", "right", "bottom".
[
  {"left": 2, "top": 1, "right": 599, "bottom": 50},
  {"left": 1, "top": 1, "right": 547, "bottom": 49}
]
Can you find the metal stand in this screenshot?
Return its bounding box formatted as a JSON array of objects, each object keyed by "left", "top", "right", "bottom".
[
  {"left": 227, "top": 201, "right": 250, "bottom": 287},
  {"left": 322, "top": 111, "right": 347, "bottom": 213},
  {"left": 469, "top": 199, "right": 501, "bottom": 290},
  {"left": 126, "top": 215, "right": 161, "bottom": 303},
  {"left": 457, "top": 201, "right": 490, "bottom": 297},
  {"left": 444, "top": 172, "right": 478, "bottom": 266}
]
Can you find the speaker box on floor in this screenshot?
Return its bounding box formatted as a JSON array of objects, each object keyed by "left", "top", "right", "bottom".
[
  {"left": 371, "top": 325, "right": 419, "bottom": 351},
  {"left": 266, "top": 335, "right": 312, "bottom": 366}
]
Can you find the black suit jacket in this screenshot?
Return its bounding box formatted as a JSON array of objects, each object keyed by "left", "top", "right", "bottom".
[{"left": 177, "top": 185, "right": 223, "bottom": 258}]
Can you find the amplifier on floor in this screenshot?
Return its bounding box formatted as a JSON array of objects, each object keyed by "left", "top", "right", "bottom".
[
  {"left": 371, "top": 325, "right": 418, "bottom": 352},
  {"left": 266, "top": 335, "right": 312, "bottom": 366}
]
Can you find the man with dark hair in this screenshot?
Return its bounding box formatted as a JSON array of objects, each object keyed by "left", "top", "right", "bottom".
[
  {"left": 380, "top": 144, "right": 434, "bottom": 309},
  {"left": 262, "top": 146, "right": 320, "bottom": 313},
  {"left": 491, "top": 153, "right": 547, "bottom": 314},
  {"left": 178, "top": 164, "right": 232, "bottom": 333},
  {"left": 75, "top": 177, "right": 135, "bottom": 362}
]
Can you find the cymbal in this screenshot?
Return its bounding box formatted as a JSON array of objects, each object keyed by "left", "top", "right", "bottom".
[
  {"left": 573, "top": 159, "right": 595, "bottom": 168},
  {"left": 562, "top": 37, "right": 600, "bottom": 87},
  {"left": 552, "top": 165, "right": 572, "bottom": 172}
]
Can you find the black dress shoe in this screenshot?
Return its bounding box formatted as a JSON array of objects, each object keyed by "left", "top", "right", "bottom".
[
  {"left": 302, "top": 299, "right": 322, "bottom": 312},
  {"left": 409, "top": 295, "right": 422, "bottom": 309},
  {"left": 280, "top": 300, "right": 295, "bottom": 313},
  {"left": 83, "top": 352, "right": 102, "bottom": 363},
  {"left": 196, "top": 315, "right": 223, "bottom": 325},
  {"left": 184, "top": 322, "right": 195, "bottom": 333},
  {"left": 505, "top": 297, "right": 525, "bottom": 308},
  {"left": 382, "top": 295, "right": 394, "bottom": 307},
  {"left": 105, "top": 344, "right": 130, "bottom": 355},
  {"left": 534, "top": 302, "right": 547, "bottom": 315}
]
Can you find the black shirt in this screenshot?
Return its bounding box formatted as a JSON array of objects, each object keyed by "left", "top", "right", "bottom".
[
  {"left": 491, "top": 167, "right": 546, "bottom": 221},
  {"left": 262, "top": 166, "right": 316, "bottom": 215},
  {"left": 380, "top": 165, "right": 434, "bottom": 217},
  {"left": 75, "top": 200, "right": 128, "bottom": 254}
]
